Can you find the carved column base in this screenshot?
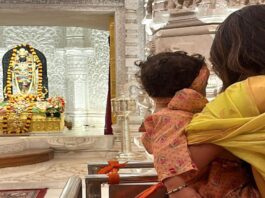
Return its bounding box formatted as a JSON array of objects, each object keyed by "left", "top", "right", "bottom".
[
  {"left": 66, "top": 112, "right": 89, "bottom": 129},
  {"left": 48, "top": 135, "right": 114, "bottom": 151},
  {"left": 115, "top": 151, "right": 145, "bottom": 161}
]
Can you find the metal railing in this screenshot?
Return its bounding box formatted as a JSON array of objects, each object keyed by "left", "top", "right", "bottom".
[
  {"left": 87, "top": 161, "right": 154, "bottom": 174},
  {"left": 60, "top": 176, "right": 82, "bottom": 198},
  {"left": 86, "top": 161, "right": 157, "bottom": 198},
  {"left": 85, "top": 173, "right": 158, "bottom": 198}
]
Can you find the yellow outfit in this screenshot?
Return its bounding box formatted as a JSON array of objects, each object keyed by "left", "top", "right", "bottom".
[{"left": 187, "top": 76, "right": 265, "bottom": 197}]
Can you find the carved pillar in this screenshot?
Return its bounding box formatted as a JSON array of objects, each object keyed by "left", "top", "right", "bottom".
[
  {"left": 123, "top": 0, "right": 146, "bottom": 124},
  {"left": 66, "top": 27, "right": 86, "bottom": 48},
  {"left": 65, "top": 28, "right": 94, "bottom": 128},
  {"left": 111, "top": 0, "right": 147, "bottom": 153},
  {"left": 65, "top": 48, "right": 94, "bottom": 128},
  {"left": 124, "top": 0, "right": 145, "bottom": 82}
]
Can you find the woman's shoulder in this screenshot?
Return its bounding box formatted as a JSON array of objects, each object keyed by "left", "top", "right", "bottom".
[
  {"left": 203, "top": 76, "right": 263, "bottom": 117},
  {"left": 246, "top": 75, "right": 265, "bottom": 86},
  {"left": 224, "top": 75, "right": 265, "bottom": 93},
  {"left": 224, "top": 75, "right": 265, "bottom": 113},
  {"left": 245, "top": 75, "right": 265, "bottom": 113},
  {"left": 226, "top": 75, "right": 265, "bottom": 87}
]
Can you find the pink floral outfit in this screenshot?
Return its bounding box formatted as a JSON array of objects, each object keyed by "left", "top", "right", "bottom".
[{"left": 142, "top": 88, "right": 206, "bottom": 181}]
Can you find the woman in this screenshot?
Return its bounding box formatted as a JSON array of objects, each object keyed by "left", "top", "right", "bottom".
[{"left": 164, "top": 4, "right": 265, "bottom": 198}]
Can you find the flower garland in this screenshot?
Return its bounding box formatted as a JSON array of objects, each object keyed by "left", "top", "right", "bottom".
[
  {"left": 2, "top": 105, "right": 9, "bottom": 134},
  {"left": 3, "top": 44, "right": 44, "bottom": 134},
  {"left": 22, "top": 103, "right": 33, "bottom": 133},
  {"left": 2, "top": 95, "right": 35, "bottom": 134},
  {"left": 47, "top": 96, "right": 65, "bottom": 113},
  {"left": 1, "top": 95, "right": 66, "bottom": 134},
  {"left": 5, "top": 44, "right": 44, "bottom": 100}
]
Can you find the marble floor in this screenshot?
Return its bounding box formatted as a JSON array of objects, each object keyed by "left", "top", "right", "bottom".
[
  {"left": 0, "top": 150, "right": 118, "bottom": 198},
  {"left": 0, "top": 145, "right": 150, "bottom": 198},
  {"left": 0, "top": 128, "right": 150, "bottom": 198}
]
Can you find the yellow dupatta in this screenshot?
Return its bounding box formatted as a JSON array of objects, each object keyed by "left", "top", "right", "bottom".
[{"left": 186, "top": 76, "right": 265, "bottom": 197}]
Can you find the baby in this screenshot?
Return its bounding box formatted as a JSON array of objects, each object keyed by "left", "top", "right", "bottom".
[{"left": 136, "top": 52, "right": 256, "bottom": 197}]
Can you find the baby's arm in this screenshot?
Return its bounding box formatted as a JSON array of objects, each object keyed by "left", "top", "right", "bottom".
[
  {"left": 163, "top": 143, "right": 224, "bottom": 197},
  {"left": 142, "top": 114, "right": 224, "bottom": 197},
  {"left": 189, "top": 143, "right": 224, "bottom": 169}
]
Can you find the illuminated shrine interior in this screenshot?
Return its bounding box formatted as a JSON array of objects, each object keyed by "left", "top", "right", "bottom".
[
  {"left": 0, "top": 9, "right": 114, "bottom": 135},
  {"left": 0, "top": 1, "right": 263, "bottom": 198}
]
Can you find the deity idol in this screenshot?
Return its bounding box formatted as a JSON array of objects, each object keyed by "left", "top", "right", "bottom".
[
  {"left": 3, "top": 44, "right": 48, "bottom": 100},
  {"left": 13, "top": 47, "right": 37, "bottom": 96}
]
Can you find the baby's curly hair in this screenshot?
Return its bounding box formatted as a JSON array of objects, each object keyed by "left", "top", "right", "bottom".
[{"left": 135, "top": 51, "right": 205, "bottom": 98}]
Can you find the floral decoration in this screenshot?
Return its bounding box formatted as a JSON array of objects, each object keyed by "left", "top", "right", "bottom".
[{"left": 0, "top": 94, "right": 65, "bottom": 134}]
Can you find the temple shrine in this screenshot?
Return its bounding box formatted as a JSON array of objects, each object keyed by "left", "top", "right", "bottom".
[{"left": 0, "top": 44, "right": 64, "bottom": 134}]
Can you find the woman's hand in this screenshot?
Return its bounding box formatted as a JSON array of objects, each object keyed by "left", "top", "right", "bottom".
[{"left": 169, "top": 187, "right": 201, "bottom": 198}]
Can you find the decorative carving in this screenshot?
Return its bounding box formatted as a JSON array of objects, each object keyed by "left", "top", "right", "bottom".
[
  {"left": 114, "top": 9, "right": 127, "bottom": 96},
  {"left": 87, "top": 29, "right": 109, "bottom": 111},
  {"left": 151, "top": 0, "right": 265, "bottom": 13},
  {"left": 66, "top": 27, "right": 85, "bottom": 48},
  {"left": 48, "top": 136, "right": 96, "bottom": 150},
  {"left": 0, "top": 0, "right": 124, "bottom": 5},
  {"left": 3, "top": 27, "right": 59, "bottom": 51},
  {"left": 52, "top": 49, "right": 66, "bottom": 98},
  {"left": 65, "top": 48, "right": 91, "bottom": 118},
  {"left": 125, "top": 0, "right": 138, "bottom": 9},
  {"left": 168, "top": 0, "right": 197, "bottom": 10}
]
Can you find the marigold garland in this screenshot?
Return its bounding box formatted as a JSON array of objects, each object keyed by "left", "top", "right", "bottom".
[
  {"left": 1, "top": 95, "right": 65, "bottom": 134},
  {"left": 22, "top": 104, "right": 33, "bottom": 133},
  {"left": 2, "top": 95, "right": 34, "bottom": 134}
]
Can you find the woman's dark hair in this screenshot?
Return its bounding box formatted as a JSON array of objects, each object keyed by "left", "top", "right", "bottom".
[
  {"left": 210, "top": 5, "right": 265, "bottom": 90},
  {"left": 135, "top": 51, "right": 205, "bottom": 98}
]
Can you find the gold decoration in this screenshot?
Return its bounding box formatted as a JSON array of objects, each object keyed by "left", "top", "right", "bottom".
[
  {"left": 2, "top": 95, "right": 33, "bottom": 134},
  {"left": 0, "top": 113, "right": 64, "bottom": 134},
  {"left": 1, "top": 94, "right": 65, "bottom": 134},
  {"left": 109, "top": 16, "right": 116, "bottom": 124}
]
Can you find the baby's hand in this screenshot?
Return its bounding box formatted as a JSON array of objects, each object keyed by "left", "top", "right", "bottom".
[{"left": 169, "top": 187, "right": 201, "bottom": 198}]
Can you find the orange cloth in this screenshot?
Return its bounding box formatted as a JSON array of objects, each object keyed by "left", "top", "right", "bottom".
[
  {"left": 97, "top": 160, "right": 127, "bottom": 184},
  {"left": 135, "top": 182, "right": 164, "bottom": 198}
]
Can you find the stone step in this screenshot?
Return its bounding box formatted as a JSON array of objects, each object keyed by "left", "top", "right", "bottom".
[
  {"left": 0, "top": 149, "right": 54, "bottom": 168},
  {"left": 0, "top": 137, "right": 27, "bottom": 155}
]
